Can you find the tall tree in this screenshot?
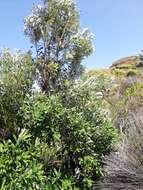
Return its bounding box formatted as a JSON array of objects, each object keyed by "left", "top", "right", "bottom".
[{"left": 24, "top": 0, "right": 93, "bottom": 93}]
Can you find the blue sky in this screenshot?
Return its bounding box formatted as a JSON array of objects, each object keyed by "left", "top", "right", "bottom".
[{"left": 0, "top": 0, "right": 143, "bottom": 69}]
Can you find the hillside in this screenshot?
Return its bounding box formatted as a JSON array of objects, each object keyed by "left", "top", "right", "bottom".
[
  {"left": 87, "top": 55, "right": 143, "bottom": 78},
  {"left": 111, "top": 56, "right": 139, "bottom": 69}
]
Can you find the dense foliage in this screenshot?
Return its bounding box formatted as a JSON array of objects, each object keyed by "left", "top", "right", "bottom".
[
  {"left": 0, "top": 49, "right": 35, "bottom": 140},
  {"left": 0, "top": 131, "right": 47, "bottom": 190},
  {"left": 18, "top": 88, "right": 117, "bottom": 189}
]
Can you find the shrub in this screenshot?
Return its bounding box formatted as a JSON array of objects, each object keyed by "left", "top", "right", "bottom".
[
  {"left": 19, "top": 82, "right": 118, "bottom": 189},
  {"left": 0, "top": 131, "right": 47, "bottom": 190},
  {"left": 0, "top": 49, "right": 35, "bottom": 140}
]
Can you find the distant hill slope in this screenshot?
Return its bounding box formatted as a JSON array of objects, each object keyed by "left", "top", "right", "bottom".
[
  {"left": 87, "top": 55, "right": 143, "bottom": 78},
  {"left": 111, "top": 56, "right": 139, "bottom": 69}
]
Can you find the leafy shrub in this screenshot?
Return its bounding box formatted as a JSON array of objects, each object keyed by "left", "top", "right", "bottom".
[
  {"left": 19, "top": 82, "right": 118, "bottom": 189},
  {"left": 0, "top": 49, "right": 35, "bottom": 139},
  {"left": 0, "top": 131, "right": 47, "bottom": 190}
]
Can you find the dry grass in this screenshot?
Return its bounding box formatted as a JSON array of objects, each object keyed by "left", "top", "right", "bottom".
[{"left": 97, "top": 108, "right": 143, "bottom": 190}]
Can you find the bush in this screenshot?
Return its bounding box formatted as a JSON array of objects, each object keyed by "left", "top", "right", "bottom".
[
  {"left": 0, "top": 49, "right": 35, "bottom": 140},
  {"left": 18, "top": 82, "right": 118, "bottom": 189},
  {"left": 0, "top": 131, "right": 47, "bottom": 190}
]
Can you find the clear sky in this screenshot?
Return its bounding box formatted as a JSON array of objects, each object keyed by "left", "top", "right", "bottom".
[{"left": 0, "top": 0, "right": 143, "bottom": 69}]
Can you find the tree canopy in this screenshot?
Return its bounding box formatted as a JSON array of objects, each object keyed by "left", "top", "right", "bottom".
[{"left": 24, "top": 0, "right": 93, "bottom": 92}]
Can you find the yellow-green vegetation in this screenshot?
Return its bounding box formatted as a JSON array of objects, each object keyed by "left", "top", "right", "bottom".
[
  {"left": 87, "top": 55, "right": 143, "bottom": 78},
  {"left": 87, "top": 69, "right": 112, "bottom": 78}
]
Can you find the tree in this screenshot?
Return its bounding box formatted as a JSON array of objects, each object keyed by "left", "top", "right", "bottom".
[{"left": 24, "top": 0, "right": 93, "bottom": 93}]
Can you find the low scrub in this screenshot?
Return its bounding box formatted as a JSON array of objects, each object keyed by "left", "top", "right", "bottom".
[{"left": 98, "top": 109, "right": 143, "bottom": 190}]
